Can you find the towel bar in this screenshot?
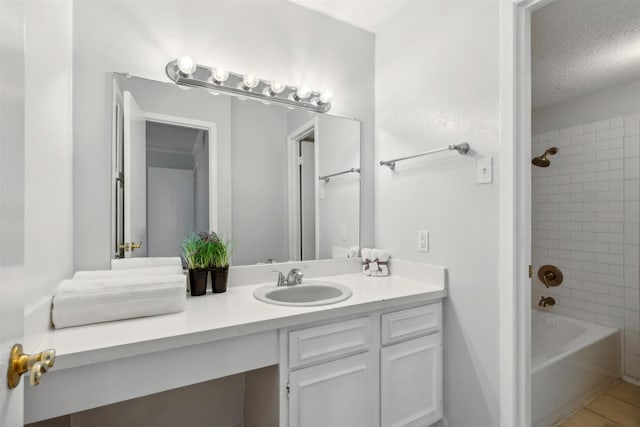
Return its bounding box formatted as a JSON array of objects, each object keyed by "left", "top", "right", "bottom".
[{"left": 380, "top": 143, "right": 470, "bottom": 170}]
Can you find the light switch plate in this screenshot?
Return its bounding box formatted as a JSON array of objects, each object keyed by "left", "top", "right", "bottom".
[
  {"left": 477, "top": 157, "right": 493, "bottom": 184},
  {"left": 418, "top": 230, "right": 429, "bottom": 252}
]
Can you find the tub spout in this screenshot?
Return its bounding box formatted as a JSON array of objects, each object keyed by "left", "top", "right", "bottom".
[{"left": 538, "top": 296, "right": 556, "bottom": 308}]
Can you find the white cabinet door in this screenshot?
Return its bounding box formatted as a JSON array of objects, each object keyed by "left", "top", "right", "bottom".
[
  {"left": 381, "top": 334, "right": 442, "bottom": 427},
  {"left": 289, "top": 352, "right": 375, "bottom": 427}
]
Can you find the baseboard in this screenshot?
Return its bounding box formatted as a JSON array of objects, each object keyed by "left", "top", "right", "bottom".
[{"left": 622, "top": 374, "right": 640, "bottom": 386}]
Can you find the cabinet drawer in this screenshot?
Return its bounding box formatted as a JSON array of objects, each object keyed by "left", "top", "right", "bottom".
[
  {"left": 289, "top": 317, "right": 371, "bottom": 368},
  {"left": 381, "top": 303, "right": 441, "bottom": 345}
]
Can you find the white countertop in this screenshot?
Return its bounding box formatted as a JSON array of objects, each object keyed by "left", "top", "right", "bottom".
[{"left": 35, "top": 267, "right": 446, "bottom": 371}]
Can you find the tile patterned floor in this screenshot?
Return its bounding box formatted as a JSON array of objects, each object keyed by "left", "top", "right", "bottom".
[{"left": 559, "top": 381, "right": 640, "bottom": 427}]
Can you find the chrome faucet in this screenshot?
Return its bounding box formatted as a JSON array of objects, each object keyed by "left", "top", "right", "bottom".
[
  {"left": 286, "top": 268, "right": 304, "bottom": 286},
  {"left": 538, "top": 296, "right": 555, "bottom": 308},
  {"left": 270, "top": 268, "right": 304, "bottom": 287}
]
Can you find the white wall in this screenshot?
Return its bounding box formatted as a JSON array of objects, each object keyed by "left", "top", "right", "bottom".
[
  {"left": 27, "top": 373, "right": 247, "bottom": 427},
  {"left": 24, "top": 0, "right": 74, "bottom": 329},
  {"left": 317, "top": 115, "right": 360, "bottom": 259},
  {"left": 532, "top": 83, "right": 640, "bottom": 380},
  {"left": 73, "top": 0, "right": 375, "bottom": 270},
  {"left": 375, "top": 2, "right": 500, "bottom": 426},
  {"left": 231, "top": 99, "right": 289, "bottom": 265},
  {"left": 147, "top": 167, "right": 194, "bottom": 257}
]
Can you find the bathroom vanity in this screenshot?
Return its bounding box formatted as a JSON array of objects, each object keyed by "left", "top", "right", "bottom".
[{"left": 25, "top": 260, "right": 446, "bottom": 427}]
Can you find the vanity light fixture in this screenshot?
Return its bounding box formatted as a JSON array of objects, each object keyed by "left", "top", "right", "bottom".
[
  {"left": 241, "top": 74, "right": 260, "bottom": 90},
  {"left": 176, "top": 56, "right": 197, "bottom": 76},
  {"left": 292, "top": 85, "right": 312, "bottom": 101},
  {"left": 317, "top": 90, "right": 333, "bottom": 106},
  {"left": 265, "top": 81, "right": 286, "bottom": 96},
  {"left": 209, "top": 67, "right": 229, "bottom": 84},
  {"left": 165, "top": 58, "right": 332, "bottom": 113}
]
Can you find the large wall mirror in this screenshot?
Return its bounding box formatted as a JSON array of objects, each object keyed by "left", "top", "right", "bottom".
[{"left": 112, "top": 73, "right": 361, "bottom": 266}]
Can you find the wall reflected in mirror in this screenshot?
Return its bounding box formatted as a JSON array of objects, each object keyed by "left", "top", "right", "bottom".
[{"left": 112, "top": 74, "right": 361, "bottom": 266}]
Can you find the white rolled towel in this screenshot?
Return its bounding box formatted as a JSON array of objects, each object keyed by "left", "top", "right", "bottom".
[
  {"left": 111, "top": 257, "right": 182, "bottom": 270},
  {"left": 73, "top": 265, "right": 183, "bottom": 279},
  {"left": 369, "top": 249, "right": 380, "bottom": 276},
  {"left": 52, "top": 274, "right": 186, "bottom": 328},
  {"left": 377, "top": 250, "right": 390, "bottom": 276},
  {"left": 361, "top": 248, "right": 372, "bottom": 276}
]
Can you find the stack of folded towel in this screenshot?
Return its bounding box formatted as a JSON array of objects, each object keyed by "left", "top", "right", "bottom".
[
  {"left": 52, "top": 258, "right": 186, "bottom": 329},
  {"left": 361, "top": 248, "right": 390, "bottom": 277}
]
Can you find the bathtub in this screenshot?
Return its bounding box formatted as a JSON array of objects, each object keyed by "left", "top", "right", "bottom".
[{"left": 532, "top": 310, "right": 620, "bottom": 427}]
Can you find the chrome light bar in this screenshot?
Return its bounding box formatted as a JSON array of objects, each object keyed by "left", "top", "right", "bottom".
[{"left": 166, "top": 58, "right": 332, "bottom": 113}]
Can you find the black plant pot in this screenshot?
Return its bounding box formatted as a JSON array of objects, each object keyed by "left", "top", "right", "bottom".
[
  {"left": 188, "top": 268, "right": 208, "bottom": 296},
  {"left": 212, "top": 266, "right": 229, "bottom": 293}
]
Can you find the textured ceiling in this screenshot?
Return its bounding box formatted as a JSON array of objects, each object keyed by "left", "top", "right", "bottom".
[
  {"left": 289, "top": 0, "right": 409, "bottom": 33},
  {"left": 532, "top": 0, "right": 640, "bottom": 109}
]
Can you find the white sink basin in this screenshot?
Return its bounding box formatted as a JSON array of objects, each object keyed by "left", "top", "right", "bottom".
[{"left": 253, "top": 281, "right": 352, "bottom": 307}]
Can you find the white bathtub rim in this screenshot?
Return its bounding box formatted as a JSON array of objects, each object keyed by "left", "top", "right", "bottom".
[{"left": 532, "top": 309, "right": 619, "bottom": 374}]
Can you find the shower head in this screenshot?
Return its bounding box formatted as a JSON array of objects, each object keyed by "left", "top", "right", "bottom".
[{"left": 532, "top": 147, "right": 558, "bottom": 167}]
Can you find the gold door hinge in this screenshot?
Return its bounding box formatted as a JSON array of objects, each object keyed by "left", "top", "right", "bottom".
[
  {"left": 528, "top": 265, "right": 533, "bottom": 278},
  {"left": 118, "top": 241, "right": 143, "bottom": 252}
]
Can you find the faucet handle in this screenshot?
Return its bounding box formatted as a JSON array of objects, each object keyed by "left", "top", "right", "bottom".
[{"left": 269, "top": 268, "right": 286, "bottom": 287}]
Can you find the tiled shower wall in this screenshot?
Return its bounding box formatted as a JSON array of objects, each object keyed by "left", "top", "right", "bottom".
[{"left": 532, "top": 113, "right": 640, "bottom": 379}]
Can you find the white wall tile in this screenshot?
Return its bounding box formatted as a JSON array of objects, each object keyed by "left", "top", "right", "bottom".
[
  {"left": 584, "top": 119, "right": 611, "bottom": 132},
  {"left": 625, "top": 113, "right": 640, "bottom": 136},
  {"left": 534, "top": 110, "right": 640, "bottom": 379},
  {"left": 597, "top": 127, "right": 624, "bottom": 140},
  {"left": 624, "top": 135, "right": 640, "bottom": 157}
]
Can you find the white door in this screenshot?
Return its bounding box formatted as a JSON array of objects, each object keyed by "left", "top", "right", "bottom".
[
  {"left": 381, "top": 334, "right": 443, "bottom": 427},
  {"left": 1, "top": 0, "right": 25, "bottom": 423},
  {"left": 147, "top": 167, "right": 194, "bottom": 257},
  {"left": 123, "top": 91, "right": 147, "bottom": 257},
  {"left": 288, "top": 352, "right": 375, "bottom": 427}
]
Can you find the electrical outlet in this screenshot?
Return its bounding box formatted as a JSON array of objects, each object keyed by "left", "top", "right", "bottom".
[
  {"left": 418, "top": 230, "right": 429, "bottom": 252},
  {"left": 476, "top": 157, "right": 493, "bottom": 184}
]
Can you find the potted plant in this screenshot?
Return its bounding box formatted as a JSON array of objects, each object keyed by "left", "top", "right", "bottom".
[
  {"left": 182, "top": 233, "right": 208, "bottom": 296},
  {"left": 211, "top": 235, "right": 233, "bottom": 293}
]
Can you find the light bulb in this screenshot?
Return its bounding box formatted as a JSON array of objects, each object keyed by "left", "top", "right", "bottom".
[
  {"left": 270, "top": 81, "right": 285, "bottom": 94},
  {"left": 318, "top": 90, "right": 333, "bottom": 105},
  {"left": 296, "top": 85, "right": 312, "bottom": 100},
  {"left": 177, "top": 56, "right": 197, "bottom": 75},
  {"left": 211, "top": 67, "right": 229, "bottom": 84},
  {"left": 242, "top": 75, "right": 259, "bottom": 90}
]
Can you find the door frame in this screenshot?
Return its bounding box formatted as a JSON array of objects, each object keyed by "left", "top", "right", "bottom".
[
  {"left": 287, "top": 118, "right": 319, "bottom": 261},
  {"left": 499, "top": 1, "right": 555, "bottom": 426}
]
